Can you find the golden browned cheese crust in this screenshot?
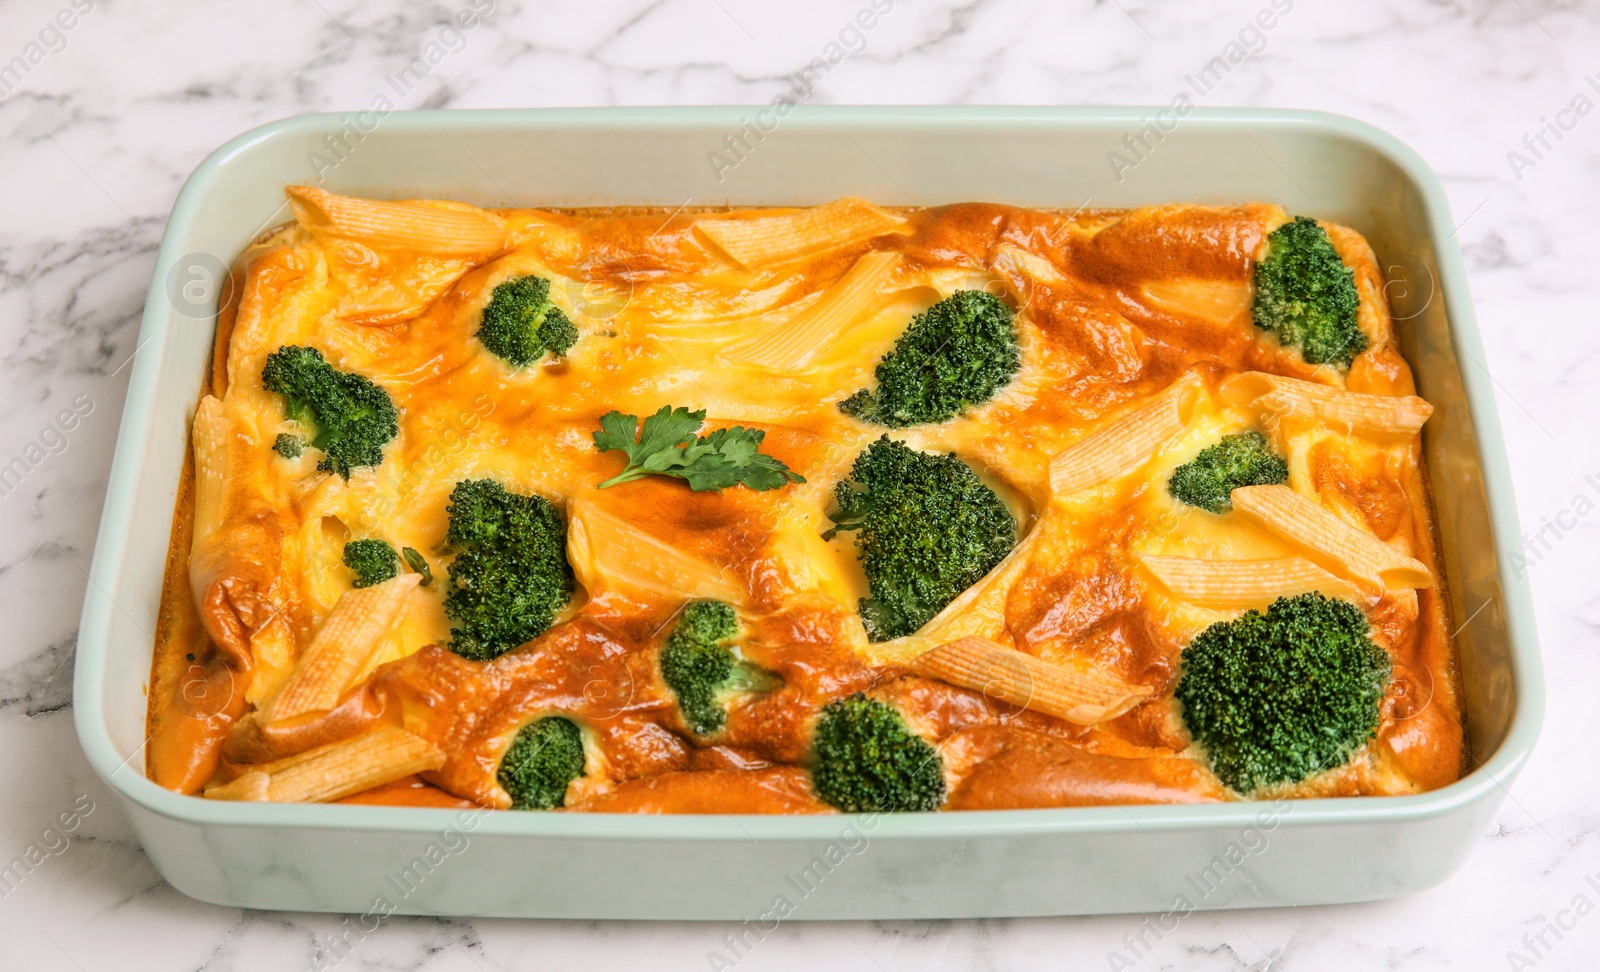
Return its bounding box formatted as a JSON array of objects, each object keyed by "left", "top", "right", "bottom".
[{"left": 150, "top": 193, "right": 1464, "bottom": 811}]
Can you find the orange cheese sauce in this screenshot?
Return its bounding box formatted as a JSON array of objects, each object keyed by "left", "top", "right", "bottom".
[{"left": 148, "top": 195, "right": 1464, "bottom": 811}]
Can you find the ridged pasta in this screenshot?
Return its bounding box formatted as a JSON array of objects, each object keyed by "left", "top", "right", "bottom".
[
  {"left": 190, "top": 395, "right": 230, "bottom": 546},
  {"left": 696, "top": 197, "right": 909, "bottom": 267},
  {"left": 1138, "top": 553, "right": 1371, "bottom": 610},
  {"left": 205, "top": 727, "right": 443, "bottom": 803},
  {"left": 287, "top": 185, "right": 508, "bottom": 256},
  {"left": 1230, "top": 484, "right": 1433, "bottom": 593},
  {"left": 1222, "top": 371, "right": 1433, "bottom": 437},
  {"left": 1049, "top": 374, "right": 1203, "bottom": 495},
  {"left": 567, "top": 499, "right": 745, "bottom": 603},
  {"left": 264, "top": 574, "right": 420, "bottom": 723},
  {"left": 723, "top": 251, "right": 900, "bottom": 369},
  {"left": 911, "top": 636, "right": 1149, "bottom": 725},
  {"left": 1139, "top": 278, "right": 1252, "bottom": 325}
]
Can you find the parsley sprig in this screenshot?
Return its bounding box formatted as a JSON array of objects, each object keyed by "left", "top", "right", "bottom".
[{"left": 592, "top": 406, "right": 805, "bottom": 492}]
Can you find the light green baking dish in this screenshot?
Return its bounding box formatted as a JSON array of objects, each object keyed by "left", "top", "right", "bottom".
[{"left": 73, "top": 106, "right": 1542, "bottom": 919}]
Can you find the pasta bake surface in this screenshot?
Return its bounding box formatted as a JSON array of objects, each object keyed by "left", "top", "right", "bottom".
[{"left": 146, "top": 190, "right": 1463, "bottom": 813}]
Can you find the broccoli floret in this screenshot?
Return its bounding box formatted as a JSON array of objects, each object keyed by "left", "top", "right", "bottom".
[
  {"left": 476, "top": 274, "right": 579, "bottom": 368},
  {"left": 812, "top": 694, "right": 946, "bottom": 812},
  {"left": 497, "top": 716, "right": 586, "bottom": 810},
  {"left": 826, "top": 437, "right": 1016, "bottom": 641},
  {"left": 1167, "top": 431, "right": 1289, "bottom": 514},
  {"left": 342, "top": 538, "right": 398, "bottom": 589},
  {"left": 443, "top": 479, "right": 575, "bottom": 661},
  {"left": 273, "top": 433, "right": 305, "bottom": 459},
  {"left": 1175, "top": 592, "right": 1391, "bottom": 794},
  {"left": 1252, "top": 216, "right": 1367, "bottom": 369},
  {"left": 260, "top": 345, "right": 398, "bottom": 478},
  {"left": 659, "top": 600, "right": 779, "bottom": 736},
  {"left": 839, "top": 290, "right": 1020, "bottom": 428}
]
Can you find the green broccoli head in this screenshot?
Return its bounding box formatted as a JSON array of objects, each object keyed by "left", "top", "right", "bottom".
[
  {"left": 443, "top": 479, "right": 575, "bottom": 661},
  {"left": 476, "top": 274, "right": 579, "bottom": 368},
  {"left": 1175, "top": 592, "right": 1391, "bottom": 794},
  {"left": 658, "top": 600, "right": 779, "bottom": 736},
  {"left": 1252, "top": 216, "right": 1367, "bottom": 369},
  {"left": 342, "top": 538, "right": 399, "bottom": 589},
  {"left": 812, "top": 694, "right": 946, "bottom": 812},
  {"left": 839, "top": 290, "right": 1020, "bottom": 428},
  {"left": 497, "top": 716, "right": 586, "bottom": 810},
  {"left": 261, "top": 345, "right": 398, "bottom": 478},
  {"left": 671, "top": 599, "right": 738, "bottom": 648},
  {"left": 1167, "top": 431, "right": 1289, "bottom": 514},
  {"left": 273, "top": 433, "right": 306, "bottom": 459},
  {"left": 827, "top": 437, "right": 1017, "bottom": 641}
]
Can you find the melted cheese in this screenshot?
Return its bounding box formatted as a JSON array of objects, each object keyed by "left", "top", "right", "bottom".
[{"left": 146, "top": 197, "right": 1465, "bottom": 810}]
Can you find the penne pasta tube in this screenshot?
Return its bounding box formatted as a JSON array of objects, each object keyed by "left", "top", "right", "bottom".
[
  {"left": 260, "top": 727, "right": 443, "bottom": 804},
  {"left": 696, "top": 197, "right": 910, "bottom": 267},
  {"left": 203, "top": 771, "right": 270, "bottom": 802},
  {"left": 1230, "top": 484, "right": 1433, "bottom": 593},
  {"left": 1138, "top": 553, "right": 1372, "bottom": 610},
  {"left": 912, "top": 636, "right": 1150, "bottom": 725},
  {"left": 264, "top": 574, "right": 420, "bottom": 723},
  {"left": 1221, "top": 371, "right": 1433, "bottom": 438},
  {"left": 724, "top": 251, "right": 900, "bottom": 369},
  {"left": 567, "top": 499, "right": 745, "bottom": 604},
  {"left": 1049, "top": 374, "right": 1203, "bottom": 496},
  {"left": 1139, "top": 278, "right": 1252, "bottom": 325},
  {"left": 190, "top": 396, "right": 231, "bottom": 546},
  {"left": 993, "top": 243, "right": 1068, "bottom": 283},
  {"left": 286, "top": 185, "right": 508, "bottom": 257}
]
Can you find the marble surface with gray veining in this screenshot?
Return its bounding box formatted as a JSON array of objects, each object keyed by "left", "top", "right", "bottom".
[{"left": 2, "top": 0, "right": 1597, "bottom": 968}]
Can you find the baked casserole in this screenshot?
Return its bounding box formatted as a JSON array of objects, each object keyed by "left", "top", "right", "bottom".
[{"left": 145, "top": 189, "right": 1463, "bottom": 813}]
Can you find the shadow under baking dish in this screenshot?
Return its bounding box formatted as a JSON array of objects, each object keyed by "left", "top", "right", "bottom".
[{"left": 73, "top": 106, "right": 1542, "bottom": 919}]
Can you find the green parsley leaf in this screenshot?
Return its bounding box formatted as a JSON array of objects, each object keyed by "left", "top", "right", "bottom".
[{"left": 592, "top": 406, "right": 806, "bottom": 492}]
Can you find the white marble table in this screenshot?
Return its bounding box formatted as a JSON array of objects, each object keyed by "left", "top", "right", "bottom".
[{"left": 1, "top": 0, "right": 1595, "bottom": 968}]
